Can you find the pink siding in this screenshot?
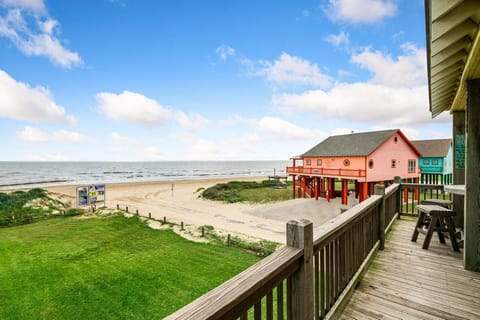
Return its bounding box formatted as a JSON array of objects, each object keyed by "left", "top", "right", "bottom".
[
  {"left": 367, "top": 133, "right": 420, "bottom": 182},
  {"left": 303, "top": 156, "right": 365, "bottom": 171}
]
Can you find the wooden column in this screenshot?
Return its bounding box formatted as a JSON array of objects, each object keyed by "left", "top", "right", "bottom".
[
  {"left": 325, "top": 178, "right": 330, "bottom": 202},
  {"left": 330, "top": 178, "right": 336, "bottom": 199},
  {"left": 453, "top": 110, "right": 465, "bottom": 228},
  {"left": 394, "top": 176, "right": 402, "bottom": 218},
  {"left": 315, "top": 177, "right": 319, "bottom": 200},
  {"left": 287, "top": 219, "right": 313, "bottom": 319},
  {"left": 341, "top": 179, "right": 348, "bottom": 205},
  {"left": 375, "top": 184, "right": 386, "bottom": 250},
  {"left": 292, "top": 175, "right": 296, "bottom": 199},
  {"left": 464, "top": 79, "right": 480, "bottom": 271},
  {"left": 414, "top": 177, "right": 419, "bottom": 200}
]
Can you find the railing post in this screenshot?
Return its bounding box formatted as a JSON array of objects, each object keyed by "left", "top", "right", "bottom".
[
  {"left": 394, "top": 176, "right": 402, "bottom": 218},
  {"left": 286, "top": 219, "right": 313, "bottom": 320},
  {"left": 375, "top": 184, "right": 386, "bottom": 250}
]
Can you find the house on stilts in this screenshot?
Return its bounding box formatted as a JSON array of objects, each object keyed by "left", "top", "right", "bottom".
[
  {"left": 286, "top": 129, "right": 421, "bottom": 205},
  {"left": 411, "top": 138, "right": 453, "bottom": 185}
]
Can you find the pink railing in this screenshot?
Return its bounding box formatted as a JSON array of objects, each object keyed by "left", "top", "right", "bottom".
[{"left": 286, "top": 166, "right": 366, "bottom": 178}]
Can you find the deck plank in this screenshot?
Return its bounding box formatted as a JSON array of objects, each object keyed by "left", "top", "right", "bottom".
[{"left": 341, "top": 218, "right": 480, "bottom": 320}]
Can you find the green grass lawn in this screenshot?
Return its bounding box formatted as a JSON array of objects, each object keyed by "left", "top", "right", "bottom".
[{"left": 0, "top": 214, "right": 261, "bottom": 319}]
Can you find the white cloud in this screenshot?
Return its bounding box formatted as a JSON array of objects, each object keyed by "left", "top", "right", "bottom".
[
  {"left": 0, "top": 70, "right": 76, "bottom": 125},
  {"left": 216, "top": 44, "right": 235, "bottom": 60},
  {"left": 271, "top": 43, "right": 442, "bottom": 126},
  {"left": 371, "top": 125, "right": 420, "bottom": 140},
  {"left": 97, "top": 90, "right": 209, "bottom": 131},
  {"left": 258, "top": 52, "right": 331, "bottom": 88},
  {"left": 18, "top": 126, "right": 87, "bottom": 143},
  {"left": 273, "top": 83, "right": 434, "bottom": 125},
  {"left": 0, "top": 0, "right": 45, "bottom": 13},
  {"left": 97, "top": 90, "right": 172, "bottom": 125},
  {"left": 174, "top": 111, "right": 209, "bottom": 131},
  {"left": 351, "top": 43, "right": 426, "bottom": 88},
  {"left": 325, "top": 0, "right": 396, "bottom": 24},
  {"left": 251, "top": 116, "right": 326, "bottom": 140},
  {"left": 111, "top": 132, "right": 138, "bottom": 145},
  {"left": 325, "top": 30, "right": 349, "bottom": 49},
  {"left": 0, "top": 3, "right": 82, "bottom": 68}
]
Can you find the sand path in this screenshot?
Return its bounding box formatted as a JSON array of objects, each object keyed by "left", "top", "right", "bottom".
[{"left": 46, "top": 177, "right": 357, "bottom": 243}]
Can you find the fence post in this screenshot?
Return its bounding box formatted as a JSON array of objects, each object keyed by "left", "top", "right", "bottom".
[
  {"left": 286, "top": 219, "right": 313, "bottom": 320},
  {"left": 394, "top": 176, "right": 402, "bottom": 218},
  {"left": 375, "top": 184, "right": 386, "bottom": 250}
]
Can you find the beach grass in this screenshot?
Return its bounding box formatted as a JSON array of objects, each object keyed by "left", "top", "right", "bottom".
[
  {"left": 0, "top": 188, "right": 77, "bottom": 227},
  {"left": 202, "top": 180, "right": 292, "bottom": 203},
  {"left": 0, "top": 214, "right": 261, "bottom": 319}
]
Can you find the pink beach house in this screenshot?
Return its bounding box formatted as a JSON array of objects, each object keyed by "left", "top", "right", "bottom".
[{"left": 286, "top": 129, "right": 421, "bottom": 204}]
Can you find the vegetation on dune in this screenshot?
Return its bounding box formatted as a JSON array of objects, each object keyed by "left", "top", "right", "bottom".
[
  {"left": 0, "top": 214, "right": 261, "bottom": 319},
  {"left": 0, "top": 188, "right": 79, "bottom": 227},
  {"left": 202, "top": 180, "right": 291, "bottom": 203}
]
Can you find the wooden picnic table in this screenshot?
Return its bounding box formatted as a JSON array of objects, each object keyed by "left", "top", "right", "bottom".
[{"left": 411, "top": 204, "right": 460, "bottom": 252}]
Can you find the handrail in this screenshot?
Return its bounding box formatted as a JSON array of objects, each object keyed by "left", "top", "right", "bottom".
[
  {"left": 165, "top": 246, "right": 302, "bottom": 320},
  {"left": 286, "top": 166, "right": 366, "bottom": 178},
  {"left": 313, "top": 195, "right": 382, "bottom": 249}
]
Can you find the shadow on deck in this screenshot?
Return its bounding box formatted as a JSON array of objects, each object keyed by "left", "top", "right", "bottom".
[{"left": 341, "top": 218, "right": 480, "bottom": 320}]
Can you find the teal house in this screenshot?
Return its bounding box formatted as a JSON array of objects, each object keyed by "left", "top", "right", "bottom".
[{"left": 411, "top": 139, "right": 453, "bottom": 185}]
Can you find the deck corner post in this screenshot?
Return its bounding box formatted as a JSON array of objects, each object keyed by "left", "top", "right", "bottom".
[
  {"left": 394, "top": 176, "right": 402, "bottom": 218},
  {"left": 375, "top": 184, "right": 386, "bottom": 250},
  {"left": 286, "top": 219, "right": 314, "bottom": 320}
]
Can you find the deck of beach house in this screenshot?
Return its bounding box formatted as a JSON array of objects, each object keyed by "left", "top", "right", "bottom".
[
  {"left": 165, "top": 1, "right": 480, "bottom": 319},
  {"left": 285, "top": 129, "right": 421, "bottom": 206}
]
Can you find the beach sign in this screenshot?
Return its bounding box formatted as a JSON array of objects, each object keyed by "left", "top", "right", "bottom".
[
  {"left": 76, "top": 187, "right": 89, "bottom": 207},
  {"left": 77, "top": 184, "right": 106, "bottom": 207}
]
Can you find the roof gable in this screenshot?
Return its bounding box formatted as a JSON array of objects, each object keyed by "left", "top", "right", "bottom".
[
  {"left": 301, "top": 129, "right": 399, "bottom": 157},
  {"left": 411, "top": 139, "right": 452, "bottom": 158}
]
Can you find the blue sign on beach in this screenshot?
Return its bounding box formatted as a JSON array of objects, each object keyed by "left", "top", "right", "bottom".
[
  {"left": 77, "top": 187, "right": 89, "bottom": 207},
  {"left": 77, "top": 184, "right": 106, "bottom": 207}
]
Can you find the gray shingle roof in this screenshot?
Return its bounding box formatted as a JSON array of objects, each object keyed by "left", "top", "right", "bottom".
[
  {"left": 301, "top": 129, "right": 399, "bottom": 157},
  {"left": 411, "top": 139, "right": 452, "bottom": 158}
]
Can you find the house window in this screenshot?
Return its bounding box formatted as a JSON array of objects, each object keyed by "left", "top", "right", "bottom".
[
  {"left": 394, "top": 136, "right": 398, "bottom": 143},
  {"left": 317, "top": 159, "right": 322, "bottom": 166},
  {"left": 343, "top": 159, "right": 350, "bottom": 166},
  {"left": 368, "top": 159, "right": 374, "bottom": 169},
  {"left": 432, "top": 159, "right": 439, "bottom": 165},
  {"left": 391, "top": 159, "right": 396, "bottom": 168},
  {"left": 306, "top": 159, "right": 311, "bottom": 165},
  {"left": 423, "top": 159, "right": 429, "bottom": 165},
  {"left": 408, "top": 159, "right": 416, "bottom": 173}
]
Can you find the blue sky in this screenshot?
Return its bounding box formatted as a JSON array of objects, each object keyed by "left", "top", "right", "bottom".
[{"left": 0, "top": 0, "right": 450, "bottom": 161}]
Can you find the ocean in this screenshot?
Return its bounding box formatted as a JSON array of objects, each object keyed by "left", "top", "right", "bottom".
[{"left": 0, "top": 161, "right": 290, "bottom": 190}]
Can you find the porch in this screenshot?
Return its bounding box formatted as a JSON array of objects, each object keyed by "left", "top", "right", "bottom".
[{"left": 341, "top": 218, "right": 480, "bottom": 320}]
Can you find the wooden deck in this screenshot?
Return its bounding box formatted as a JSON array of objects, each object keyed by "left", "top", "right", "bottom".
[{"left": 340, "top": 218, "right": 480, "bottom": 320}]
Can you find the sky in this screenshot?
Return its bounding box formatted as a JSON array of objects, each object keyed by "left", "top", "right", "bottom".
[{"left": 0, "top": 0, "right": 452, "bottom": 161}]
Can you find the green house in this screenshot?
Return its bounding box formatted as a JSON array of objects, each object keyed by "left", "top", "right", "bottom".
[{"left": 411, "top": 139, "right": 453, "bottom": 185}]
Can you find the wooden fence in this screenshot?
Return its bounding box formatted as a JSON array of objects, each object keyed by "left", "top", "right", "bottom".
[{"left": 165, "top": 183, "right": 400, "bottom": 319}]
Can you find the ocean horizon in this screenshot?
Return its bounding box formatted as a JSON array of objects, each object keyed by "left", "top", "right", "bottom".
[{"left": 0, "top": 160, "right": 290, "bottom": 190}]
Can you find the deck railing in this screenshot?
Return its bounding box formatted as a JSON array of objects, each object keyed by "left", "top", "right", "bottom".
[
  {"left": 286, "top": 166, "right": 366, "bottom": 178},
  {"left": 166, "top": 183, "right": 400, "bottom": 319},
  {"left": 399, "top": 183, "right": 452, "bottom": 216}
]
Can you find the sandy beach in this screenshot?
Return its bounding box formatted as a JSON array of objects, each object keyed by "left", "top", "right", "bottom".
[{"left": 45, "top": 177, "right": 357, "bottom": 243}]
